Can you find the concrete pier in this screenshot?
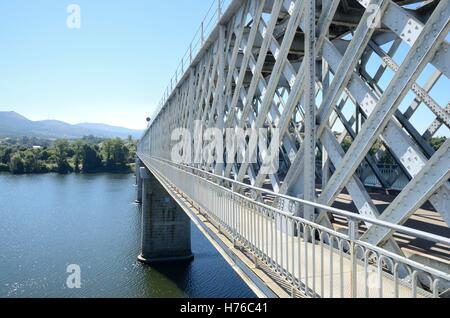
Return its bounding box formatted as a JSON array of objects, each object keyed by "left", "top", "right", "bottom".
[
  {"left": 137, "top": 166, "right": 193, "bottom": 264},
  {"left": 135, "top": 158, "right": 143, "bottom": 204}
]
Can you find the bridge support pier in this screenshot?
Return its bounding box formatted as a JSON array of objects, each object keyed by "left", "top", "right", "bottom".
[
  {"left": 135, "top": 158, "right": 143, "bottom": 204},
  {"left": 137, "top": 166, "right": 194, "bottom": 265}
]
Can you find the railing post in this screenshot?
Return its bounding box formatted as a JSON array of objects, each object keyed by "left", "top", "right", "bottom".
[
  {"left": 190, "top": 44, "right": 193, "bottom": 63},
  {"left": 232, "top": 183, "right": 238, "bottom": 248},
  {"left": 218, "top": 0, "right": 222, "bottom": 21},
  {"left": 348, "top": 218, "right": 358, "bottom": 298}
]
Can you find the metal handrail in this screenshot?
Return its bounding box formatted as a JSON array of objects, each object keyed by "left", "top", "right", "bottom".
[
  {"left": 140, "top": 154, "right": 450, "bottom": 247},
  {"left": 139, "top": 154, "right": 450, "bottom": 298}
]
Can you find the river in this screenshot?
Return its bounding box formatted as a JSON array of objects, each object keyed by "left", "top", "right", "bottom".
[{"left": 0, "top": 173, "right": 255, "bottom": 298}]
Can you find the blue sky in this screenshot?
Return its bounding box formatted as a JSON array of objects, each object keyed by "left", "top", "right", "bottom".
[
  {"left": 0, "top": 1, "right": 448, "bottom": 137},
  {"left": 0, "top": 0, "right": 212, "bottom": 130}
]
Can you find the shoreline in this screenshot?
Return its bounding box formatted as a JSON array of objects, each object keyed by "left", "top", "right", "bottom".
[{"left": 0, "top": 169, "right": 134, "bottom": 176}]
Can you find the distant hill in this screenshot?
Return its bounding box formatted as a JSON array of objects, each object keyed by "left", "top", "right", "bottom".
[{"left": 0, "top": 111, "right": 143, "bottom": 139}]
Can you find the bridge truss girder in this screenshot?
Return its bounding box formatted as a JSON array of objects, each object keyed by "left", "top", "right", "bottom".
[{"left": 140, "top": 0, "right": 450, "bottom": 258}]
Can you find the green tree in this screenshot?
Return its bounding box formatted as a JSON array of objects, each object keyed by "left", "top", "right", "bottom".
[
  {"left": 341, "top": 136, "right": 352, "bottom": 153},
  {"left": 74, "top": 156, "right": 80, "bottom": 173},
  {"left": 0, "top": 163, "right": 9, "bottom": 172},
  {"left": 0, "top": 147, "right": 14, "bottom": 164},
  {"left": 430, "top": 137, "right": 447, "bottom": 151},
  {"left": 23, "top": 150, "right": 38, "bottom": 173},
  {"left": 72, "top": 140, "right": 85, "bottom": 173},
  {"left": 9, "top": 153, "right": 25, "bottom": 174},
  {"left": 127, "top": 135, "right": 133, "bottom": 145},
  {"left": 36, "top": 160, "right": 49, "bottom": 173},
  {"left": 53, "top": 139, "right": 72, "bottom": 174},
  {"left": 81, "top": 144, "right": 103, "bottom": 173},
  {"left": 0, "top": 137, "right": 136, "bottom": 175},
  {"left": 39, "top": 149, "right": 50, "bottom": 161},
  {"left": 102, "top": 138, "right": 129, "bottom": 170},
  {"left": 126, "top": 138, "right": 137, "bottom": 163}
]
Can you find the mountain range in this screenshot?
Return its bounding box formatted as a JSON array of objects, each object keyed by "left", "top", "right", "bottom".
[{"left": 0, "top": 111, "right": 143, "bottom": 140}]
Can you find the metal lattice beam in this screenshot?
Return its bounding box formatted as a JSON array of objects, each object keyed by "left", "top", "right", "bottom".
[{"left": 139, "top": 0, "right": 450, "bottom": 264}]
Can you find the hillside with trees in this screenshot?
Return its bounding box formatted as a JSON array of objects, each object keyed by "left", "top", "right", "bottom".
[
  {"left": 0, "top": 136, "right": 136, "bottom": 175},
  {"left": 0, "top": 111, "right": 143, "bottom": 139}
]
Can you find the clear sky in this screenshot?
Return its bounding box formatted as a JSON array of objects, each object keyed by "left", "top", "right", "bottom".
[{"left": 0, "top": 0, "right": 213, "bottom": 130}]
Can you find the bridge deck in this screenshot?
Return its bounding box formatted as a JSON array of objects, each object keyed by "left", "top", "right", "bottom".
[
  {"left": 248, "top": 181, "right": 450, "bottom": 266},
  {"left": 141, "top": 156, "right": 441, "bottom": 298},
  {"left": 235, "top": 212, "right": 429, "bottom": 298},
  {"left": 331, "top": 190, "right": 450, "bottom": 266}
]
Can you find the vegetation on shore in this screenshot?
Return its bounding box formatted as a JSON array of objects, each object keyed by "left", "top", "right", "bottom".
[
  {"left": 0, "top": 136, "right": 136, "bottom": 175},
  {"left": 340, "top": 136, "right": 447, "bottom": 164}
]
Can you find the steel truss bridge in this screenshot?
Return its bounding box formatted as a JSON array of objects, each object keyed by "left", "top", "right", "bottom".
[{"left": 137, "top": 0, "right": 450, "bottom": 298}]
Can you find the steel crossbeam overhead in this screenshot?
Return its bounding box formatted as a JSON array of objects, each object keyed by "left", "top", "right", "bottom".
[
  {"left": 139, "top": 0, "right": 450, "bottom": 284},
  {"left": 317, "top": 0, "right": 450, "bottom": 228}
]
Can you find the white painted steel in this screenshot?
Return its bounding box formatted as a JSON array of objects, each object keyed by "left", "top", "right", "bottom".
[
  {"left": 139, "top": 155, "right": 450, "bottom": 298},
  {"left": 138, "top": 0, "right": 450, "bottom": 298}
]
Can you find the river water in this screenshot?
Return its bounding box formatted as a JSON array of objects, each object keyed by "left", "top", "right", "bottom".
[{"left": 0, "top": 173, "right": 255, "bottom": 298}]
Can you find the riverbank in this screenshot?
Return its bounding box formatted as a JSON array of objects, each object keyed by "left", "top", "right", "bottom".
[
  {"left": 0, "top": 164, "right": 135, "bottom": 176},
  {"left": 0, "top": 136, "right": 137, "bottom": 175}
]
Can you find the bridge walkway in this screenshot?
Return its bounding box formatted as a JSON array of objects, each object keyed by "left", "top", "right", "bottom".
[{"left": 139, "top": 155, "right": 449, "bottom": 298}]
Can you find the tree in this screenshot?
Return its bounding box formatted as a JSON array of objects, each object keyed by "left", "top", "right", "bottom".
[
  {"left": 341, "top": 136, "right": 352, "bottom": 153},
  {"left": 430, "top": 137, "right": 447, "bottom": 151},
  {"left": 126, "top": 138, "right": 137, "bottom": 163},
  {"left": 53, "top": 139, "right": 72, "bottom": 174},
  {"left": 0, "top": 146, "right": 13, "bottom": 164},
  {"left": 9, "top": 153, "right": 25, "bottom": 174},
  {"left": 1, "top": 137, "right": 136, "bottom": 175},
  {"left": 74, "top": 156, "right": 80, "bottom": 173},
  {"left": 0, "top": 163, "right": 9, "bottom": 172},
  {"left": 72, "top": 140, "right": 85, "bottom": 173},
  {"left": 127, "top": 135, "right": 133, "bottom": 144},
  {"left": 23, "top": 150, "right": 38, "bottom": 173},
  {"left": 81, "top": 144, "right": 103, "bottom": 173},
  {"left": 102, "top": 138, "right": 129, "bottom": 170},
  {"left": 36, "top": 160, "right": 49, "bottom": 173},
  {"left": 39, "top": 149, "right": 50, "bottom": 161}
]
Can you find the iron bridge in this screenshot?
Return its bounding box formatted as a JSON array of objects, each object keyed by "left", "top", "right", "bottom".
[{"left": 136, "top": 0, "right": 450, "bottom": 298}]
